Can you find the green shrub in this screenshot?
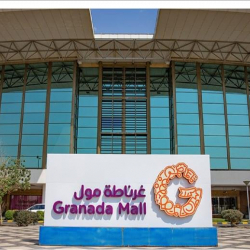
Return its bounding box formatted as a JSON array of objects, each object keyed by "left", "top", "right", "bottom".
[
  {"left": 30, "top": 212, "right": 39, "bottom": 225},
  {"left": 221, "top": 210, "right": 230, "bottom": 218},
  {"left": 14, "top": 211, "right": 40, "bottom": 226},
  {"left": 14, "top": 211, "right": 32, "bottom": 226},
  {"left": 221, "top": 209, "right": 243, "bottom": 226},
  {"left": 4, "top": 210, "right": 15, "bottom": 220},
  {"left": 37, "top": 211, "right": 44, "bottom": 221},
  {"left": 13, "top": 210, "right": 19, "bottom": 221}
]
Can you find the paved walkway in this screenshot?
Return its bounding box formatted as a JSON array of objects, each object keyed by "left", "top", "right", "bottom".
[{"left": 0, "top": 225, "right": 250, "bottom": 249}]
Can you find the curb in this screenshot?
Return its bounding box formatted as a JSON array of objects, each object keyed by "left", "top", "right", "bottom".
[
  {"left": 3, "top": 220, "right": 44, "bottom": 223},
  {"left": 213, "top": 222, "right": 250, "bottom": 225}
]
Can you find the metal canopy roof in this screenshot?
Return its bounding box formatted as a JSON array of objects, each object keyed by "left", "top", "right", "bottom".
[
  {"left": 0, "top": 9, "right": 94, "bottom": 41},
  {"left": 154, "top": 9, "right": 250, "bottom": 42},
  {"left": 1, "top": 9, "right": 250, "bottom": 66}
]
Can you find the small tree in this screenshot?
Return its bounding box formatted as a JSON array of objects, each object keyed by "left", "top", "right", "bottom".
[{"left": 0, "top": 158, "right": 31, "bottom": 225}]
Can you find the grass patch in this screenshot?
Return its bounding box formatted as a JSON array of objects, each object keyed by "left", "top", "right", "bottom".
[
  {"left": 213, "top": 218, "right": 249, "bottom": 223},
  {"left": 242, "top": 219, "right": 249, "bottom": 222},
  {"left": 213, "top": 218, "right": 226, "bottom": 223}
]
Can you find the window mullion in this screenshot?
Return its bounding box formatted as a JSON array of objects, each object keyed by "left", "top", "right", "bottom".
[
  {"left": 17, "top": 64, "right": 28, "bottom": 159},
  {"left": 221, "top": 65, "right": 231, "bottom": 170}
]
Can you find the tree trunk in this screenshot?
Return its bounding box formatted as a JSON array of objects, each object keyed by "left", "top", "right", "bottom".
[{"left": 0, "top": 204, "right": 2, "bottom": 225}]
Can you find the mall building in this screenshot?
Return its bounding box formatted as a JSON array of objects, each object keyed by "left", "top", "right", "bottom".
[{"left": 0, "top": 9, "right": 250, "bottom": 217}]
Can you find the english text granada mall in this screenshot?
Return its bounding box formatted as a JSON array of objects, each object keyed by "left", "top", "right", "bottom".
[{"left": 0, "top": 9, "right": 250, "bottom": 217}]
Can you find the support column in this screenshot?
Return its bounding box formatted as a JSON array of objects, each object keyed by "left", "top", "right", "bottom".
[
  {"left": 221, "top": 65, "right": 231, "bottom": 170},
  {"left": 171, "top": 62, "right": 178, "bottom": 154},
  {"left": 17, "top": 64, "right": 28, "bottom": 159},
  {"left": 197, "top": 63, "right": 205, "bottom": 154},
  {"left": 122, "top": 67, "right": 126, "bottom": 154},
  {"left": 42, "top": 62, "right": 52, "bottom": 169},
  {"left": 42, "top": 184, "right": 46, "bottom": 203},
  {"left": 0, "top": 65, "right": 5, "bottom": 113},
  {"left": 245, "top": 67, "right": 250, "bottom": 132},
  {"left": 70, "top": 61, "right": 77, "bottom": 153},
  {"left": 146, "top": 62, "right": 151, "bottom": 154},
  {"left": 97, "top": 62, "right": 102, "bottom": 154}
]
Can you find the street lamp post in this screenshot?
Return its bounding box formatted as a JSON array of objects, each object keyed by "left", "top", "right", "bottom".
[{"left": 243, "top": 181, "right": 250, "bottom": 220}]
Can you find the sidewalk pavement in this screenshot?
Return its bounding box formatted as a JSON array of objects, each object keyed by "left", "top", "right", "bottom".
[{"left": 0, "top": 225, "right": 250, "bottom": 249}]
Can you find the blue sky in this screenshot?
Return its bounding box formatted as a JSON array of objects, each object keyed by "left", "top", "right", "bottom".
[{"left": 91, "top": 9, "right": 158, "bottom": 34}]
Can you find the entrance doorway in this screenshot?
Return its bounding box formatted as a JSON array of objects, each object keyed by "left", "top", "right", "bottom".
[{"left": 212, "top": 197, "right": 237, "bottom": 215}]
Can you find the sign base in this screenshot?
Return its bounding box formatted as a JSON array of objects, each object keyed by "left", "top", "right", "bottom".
[{"left": 39, "top": 226, "right": 218, "bottom": 247}]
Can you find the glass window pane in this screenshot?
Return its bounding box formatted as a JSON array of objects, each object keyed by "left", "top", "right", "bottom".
[
  {"left": 205, "top": 147, "right": 227, "bottom": 158},
  {"left": 231, "top": 159, "right": 250, "bottom": 169},
  {"left": 178, "top": 125, "right": 199, "bottom": 135},
  {"left": 151, "top": 138, "right": 170, "bottom": 149},
  {"left": 203, "top": 114, "right": 225, "bottom": 125},
  {"left": 178, "top": 136, "right": 200, "bottom": 146},
  {"left": 230, "top": 148, "right": 250, "bottom": 158},
  {"left": 205, "top": 136, "right": 226, "bottom": 146},
  {"left": 22, "top": 135, "right": 44, "bottom": 146},
  {"left": 1, "top": 103, "right": 22, "bottom": 113},
  {"left": 204, "top": 125, "right": 226, "bottom": 136},
  {"left": 0, "top": 135, "right": 19, "bottom": 145},
  {"left": 210, "top": 158, "right": 228, "bottom": 170},
  {"left": 0, "top": 114, "right": 21, "bottom": 124},
  {"left": 151, "top": 128, "right": 170, "bottom": 138},
  {"left": 229, "top": 137, "right": 250, "bottom": 147},
  {"left": 178, "top": 146, "right": 200, "bottom": 154},
  {"left": 177, "top": 114, "right": 199, "bottom": 125},
  {"left": 177, "top": 103, "right": 198, "bottom": 113}
]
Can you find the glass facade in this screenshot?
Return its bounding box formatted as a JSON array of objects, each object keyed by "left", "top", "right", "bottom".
[
  {"left": 224, "top": 65, "right": 250, "bottom": 169},
  {"left": 10, "top": 195, "right": 42, "bottom": 210},
  {"left": 0, "top": 65, "right": 24, "bottom": 159},
  {"left": 175, "top": 62, "right": 201, "bottom": 155},
  {"left": 48, "top": 62, "right": 73, "bottom": 154},
  {"left": 101, "top": 67, "right": 147, "bottom": 154},
  {"left": 201, "top": 64, "right": 228, "bottom": 169},
  {"left": 77, "top": 67, "right": 98, "bottom": 154},
  {"left": 0, "top": 62, "right": 250, "bottom": 170},
  {"left": 212, "top": 197, "right": 237, "bottom": 215},
  {"left": 21, "top": 63, "right": 48, "bottom": 168},
  {"left": 150, "top": 68, "right": 170, "bottom": 154}
]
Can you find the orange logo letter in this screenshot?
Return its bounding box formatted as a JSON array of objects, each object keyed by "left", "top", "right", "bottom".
[{"left": 154, "top": 163, "right": 202, "bottom": 218}]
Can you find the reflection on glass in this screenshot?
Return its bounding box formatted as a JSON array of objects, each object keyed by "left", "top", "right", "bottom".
[
  {"left": 225, "top": 65, "right": 250, "bottom": 169},
  {"left": 101, "top": 68, "right": 147, "bottom": 154},
  {"left": 175, "top": 62, "right": 200, "bottom": 154},
  {"left": 150, "top": 68, "right": 170, "bottom": 154},
  {"left": 47, "top": 62, "right": 73, "bottom": 154},
  {"left": 212, "top": 197, "right": 237, "bottom": 214},
  {"left": 77, "top": 67, "right": 98, "bottom": 154},
  {"left": 201, "top": 64, "right": 227, "bottom": 169},
  {"left": 0, "top": 65, "right": 24, "bottom": 159},
  {"left": 21, "top": 63, "right": 48, "bottom": 168}
]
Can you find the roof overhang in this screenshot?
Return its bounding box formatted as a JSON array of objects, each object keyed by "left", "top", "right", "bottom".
[
  {"left": 154, "top": 9, "right": 250, "bottom": 42},
  {"left": 0, "top": 38, "right": 250, "bottom": 66},
  {"left": 0, "top": 9, "right": 94, "bottom": 41},
  {"left": 0, "top": 9, "right": 250, "bottom": 66}
]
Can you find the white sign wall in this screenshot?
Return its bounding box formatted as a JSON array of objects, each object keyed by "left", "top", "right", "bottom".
[{"left": 44, "top": 154, "right": 212, "bottom": 228}]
